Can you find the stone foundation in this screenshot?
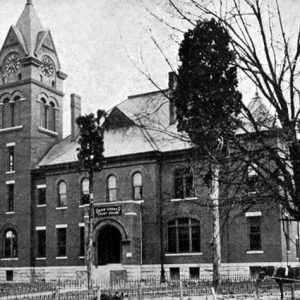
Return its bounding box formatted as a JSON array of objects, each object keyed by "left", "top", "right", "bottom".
[{"left": 0, "top": 262, "right": 296, "bottom": 282}]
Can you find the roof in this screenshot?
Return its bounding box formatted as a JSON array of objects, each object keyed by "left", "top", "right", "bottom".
[
  {"left": 15, "top": 1, "right": 44, "bottom": 56},
  {"left": 38, "top": 88, "right": 189, "bottom": 168},
  {"left": 38, "top": 88, "right": 273, "bottom": 168}
]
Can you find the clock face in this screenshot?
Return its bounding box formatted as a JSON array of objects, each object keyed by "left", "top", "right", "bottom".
[
  {"left": 41, "top": 56, "right": 54, "bottom": 77},
  {"left": 5, "top": 53, "right": 20, "bottom": 74}
]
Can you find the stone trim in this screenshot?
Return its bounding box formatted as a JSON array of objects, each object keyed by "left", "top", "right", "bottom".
[
  {"left": 0, "top": 125, "right": 23, "bottom": 134},
  {"left": 246, "top": 250, "right": 264, "bottom": 254},
  {"left": 6, "top": 142, "right": 16, "bottom": 147},
  {"left": 245, "top": 211, "right": 262, "bottom": 217},
  {"left": 56, "top": 224, "right": 68, "bottom": 228},
  {"left": 165, "top": 253, "right": 203, "bottom": 256},
  {"left": 38, "top": 126, "right": 58, "bottom": 137}
]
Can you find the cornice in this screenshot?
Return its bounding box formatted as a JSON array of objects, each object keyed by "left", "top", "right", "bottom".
[{"left": 0, "top": 79, "right": 64, "bottom": 97}]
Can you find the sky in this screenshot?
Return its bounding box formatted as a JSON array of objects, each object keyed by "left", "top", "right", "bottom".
[{"left": 0, "top": 0, "right": 299, "bottom": 136}]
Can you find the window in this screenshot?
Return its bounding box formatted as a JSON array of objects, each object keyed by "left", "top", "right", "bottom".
[
  {"left": 2, "top": 98, "right": 10, "bottom": 128},
  {"left": 7, "top": 184, "right": 14, "bottom": 212},
  {"left": 174, "top": 168, "right": 194, "bottom": 198},
  {"left": 247, "top": 165, "right": 259, "bottom": 193},
  {"left": 189, "top": 267, "right": 200, "bottom": 280},
  {"left": 13, "top": 96, "right": 21, "bottom": 126},
  {"left": 6, "top": 270, "right": 13, "bottom": 281},
  {"left": 248, "top": 216, "right": 262, "bottom": 251},
  {"left": 58, "top": 181, "right": 67, "bottom": 207},
  {"left": 48, "top": 101, "right": 55, "bottom": 132},
  {"left": 132, "top": 172, "right": 142, "bottom": 200},
  {"left": 168, "top": 218, "right": 200, "bottom": 253},
  {"left": 36, "top": 229, "right": 46, "bottom": 258},
  {"left": 37, "top": 186, "right": 46, "bottom": 205},
  {"left": 7, "top": 146, "right": 14, "bottom": 172},
  {"left": 57, "top": 228, "right": 67, "bottom": 257},
  {"left": 40, "top": 98, "right": 47, "bottom": 128},
  {"left": 107, "top": 175, "right": 117, "bottom": 202},
  {"left": 79, "top": 226, "right": 85, "bottom": 257},
  {"left": 81, "top": 178, "right": 89, "bottom": 205},
  {"left": 170, "top": 267, "right": 180, "bottom": 280},
  {"left": 3, "top": 229, "right": 18, "bottom": 258}
]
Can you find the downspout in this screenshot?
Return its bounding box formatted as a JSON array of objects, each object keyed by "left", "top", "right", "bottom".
[{"left": 158, "top": 156, "right": 165, "bottom": 282}]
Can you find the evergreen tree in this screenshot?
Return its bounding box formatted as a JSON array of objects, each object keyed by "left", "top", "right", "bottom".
[
  {"left": 76, "top": 110, "right": 106, "bottom": 291},
  {"left": 175, "top": 18, "right": 242, "bottom": 290}
]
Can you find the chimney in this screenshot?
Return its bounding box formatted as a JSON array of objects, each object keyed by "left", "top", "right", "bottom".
[
  {"left": 70, "top": 93, "right": 81, "bottom": 140},
  {"left": 168, "top": 72, "right": 177, "bottom": 125}
]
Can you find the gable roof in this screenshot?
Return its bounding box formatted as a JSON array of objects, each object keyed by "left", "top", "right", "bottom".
[{"left": 38, "top": 88, "right": 189, "bottom": 168}]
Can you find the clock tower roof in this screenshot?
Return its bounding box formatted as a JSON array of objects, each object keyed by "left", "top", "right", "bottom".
[{"left": 15, "top": 0, "right": 44, "bottom": 56}]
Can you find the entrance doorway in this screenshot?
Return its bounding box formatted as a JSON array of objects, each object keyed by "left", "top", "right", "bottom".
[{"left": 98, "top": 225, "right": 122, "bottom": 265}]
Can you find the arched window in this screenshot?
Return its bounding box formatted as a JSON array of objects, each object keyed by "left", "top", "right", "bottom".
[
  {"left": 14, "top": 96, "right": 21, "bottom": 126},
  {"left": 3, "top": 229, "right": 18, "bottom": 258},
  {"left": 48, "top": 101, "right": 55, "bottom": 132},
  {"left": 58, "top": 181, "right": 67, "bottom": 207},
  {"left": 40, "top": 98, "right": 47, "bottom": 128},
  {"left": 2, "top": 98, "right": 11, "bottom": 128},
  {"left": 167, "top": 218, "right": 200, "bottom": 253},
  {"left": 132, "top": 172, "right": 142, "bottom": 200},
  {"left": 81, "top": 178, "right": 89, "bottom": 205},
  {"left": 107, "top": 175, "right": 117, "bottom": 202}
]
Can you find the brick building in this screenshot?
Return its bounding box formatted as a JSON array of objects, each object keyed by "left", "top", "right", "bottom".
[{"left": 0, "top": 1, "right": 299, "bottom": 282}]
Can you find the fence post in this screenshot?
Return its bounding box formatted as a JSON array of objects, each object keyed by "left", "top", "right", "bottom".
[
  {"left": 138, "top": 283, "right": 142, "bottom": 300},
  {"left": 255, "top": 280, "right": 260, "bottom": 300},
  {"left": 291, "top": 283, "right": 295, "bottom": 300},
  {"left": 180, "top": 280, "right": 183, "bottom": 300}
]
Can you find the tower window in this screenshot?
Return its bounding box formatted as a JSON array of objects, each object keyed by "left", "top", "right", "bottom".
[
  {"left": 7, "top": 146, "right": 15, "bottom": 172},
  {"left": 7, "top": 183, "right": 14, "bottom": 212},
  {"left": 40, "top": 98, "right": 47, "bottom": 128},
  {"left": 18, "top": 73, "right": 22, "bottom": 81},
  {"left": 48, "top": 101, "right": 56, "bottom": 132}
]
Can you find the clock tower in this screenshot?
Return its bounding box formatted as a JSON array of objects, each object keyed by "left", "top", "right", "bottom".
[{"left": 0, "top": 0, "right": 67, "bottom": 277}]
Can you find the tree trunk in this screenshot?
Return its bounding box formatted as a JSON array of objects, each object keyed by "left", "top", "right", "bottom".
[
  {"left": 87, "top": 170, "right": 94, "bottom": 292},
  {"left": 210, "top": 164, "right": 221, "bottom": 291}
]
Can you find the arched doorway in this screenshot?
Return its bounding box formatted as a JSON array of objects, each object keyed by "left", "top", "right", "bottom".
[{"left": 98, "top": 225, "right": 122, "bottom": 265}]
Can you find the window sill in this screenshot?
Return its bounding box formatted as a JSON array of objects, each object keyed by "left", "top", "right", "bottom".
[
  {"left": 37, "top": 204, "right": 46, "bottom": 208},
  {"left": 1, "top": 258, "right": 19, "bottom": 261},
  {"left": 6, "top": 171, "right": 15, "bottom": 174},
  {"left": 5, "top": 211, "right": 15, "bottom": 215},
  {"left": 79, "top": 204, "right": 89, "bottom": 208},
  {"left": 171, "top": 197, "right": 197, "bottom": 202},
  {"left": 36, "top": 257, "right": 46, "bottom": 260},
  {"left": 79, "top": 256, "right": 85, "bottom": 259},
  {"left": 165, "top": 253, "right": 203, "bottom": 256},
  {"left": 56, "top": 207, "right": 67, "bottom": 210},
  {"left": 0, "top": 125, "right": 23, "bottom": 134},
  {"left": 56, "top": 256, "right": 68, "bottom": 260},
  {"left": 38, "top": 126, "right": 58, "bottom": 137},
  {"left": 247, "top": 250, "right": 263, "bottom": 254}
]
